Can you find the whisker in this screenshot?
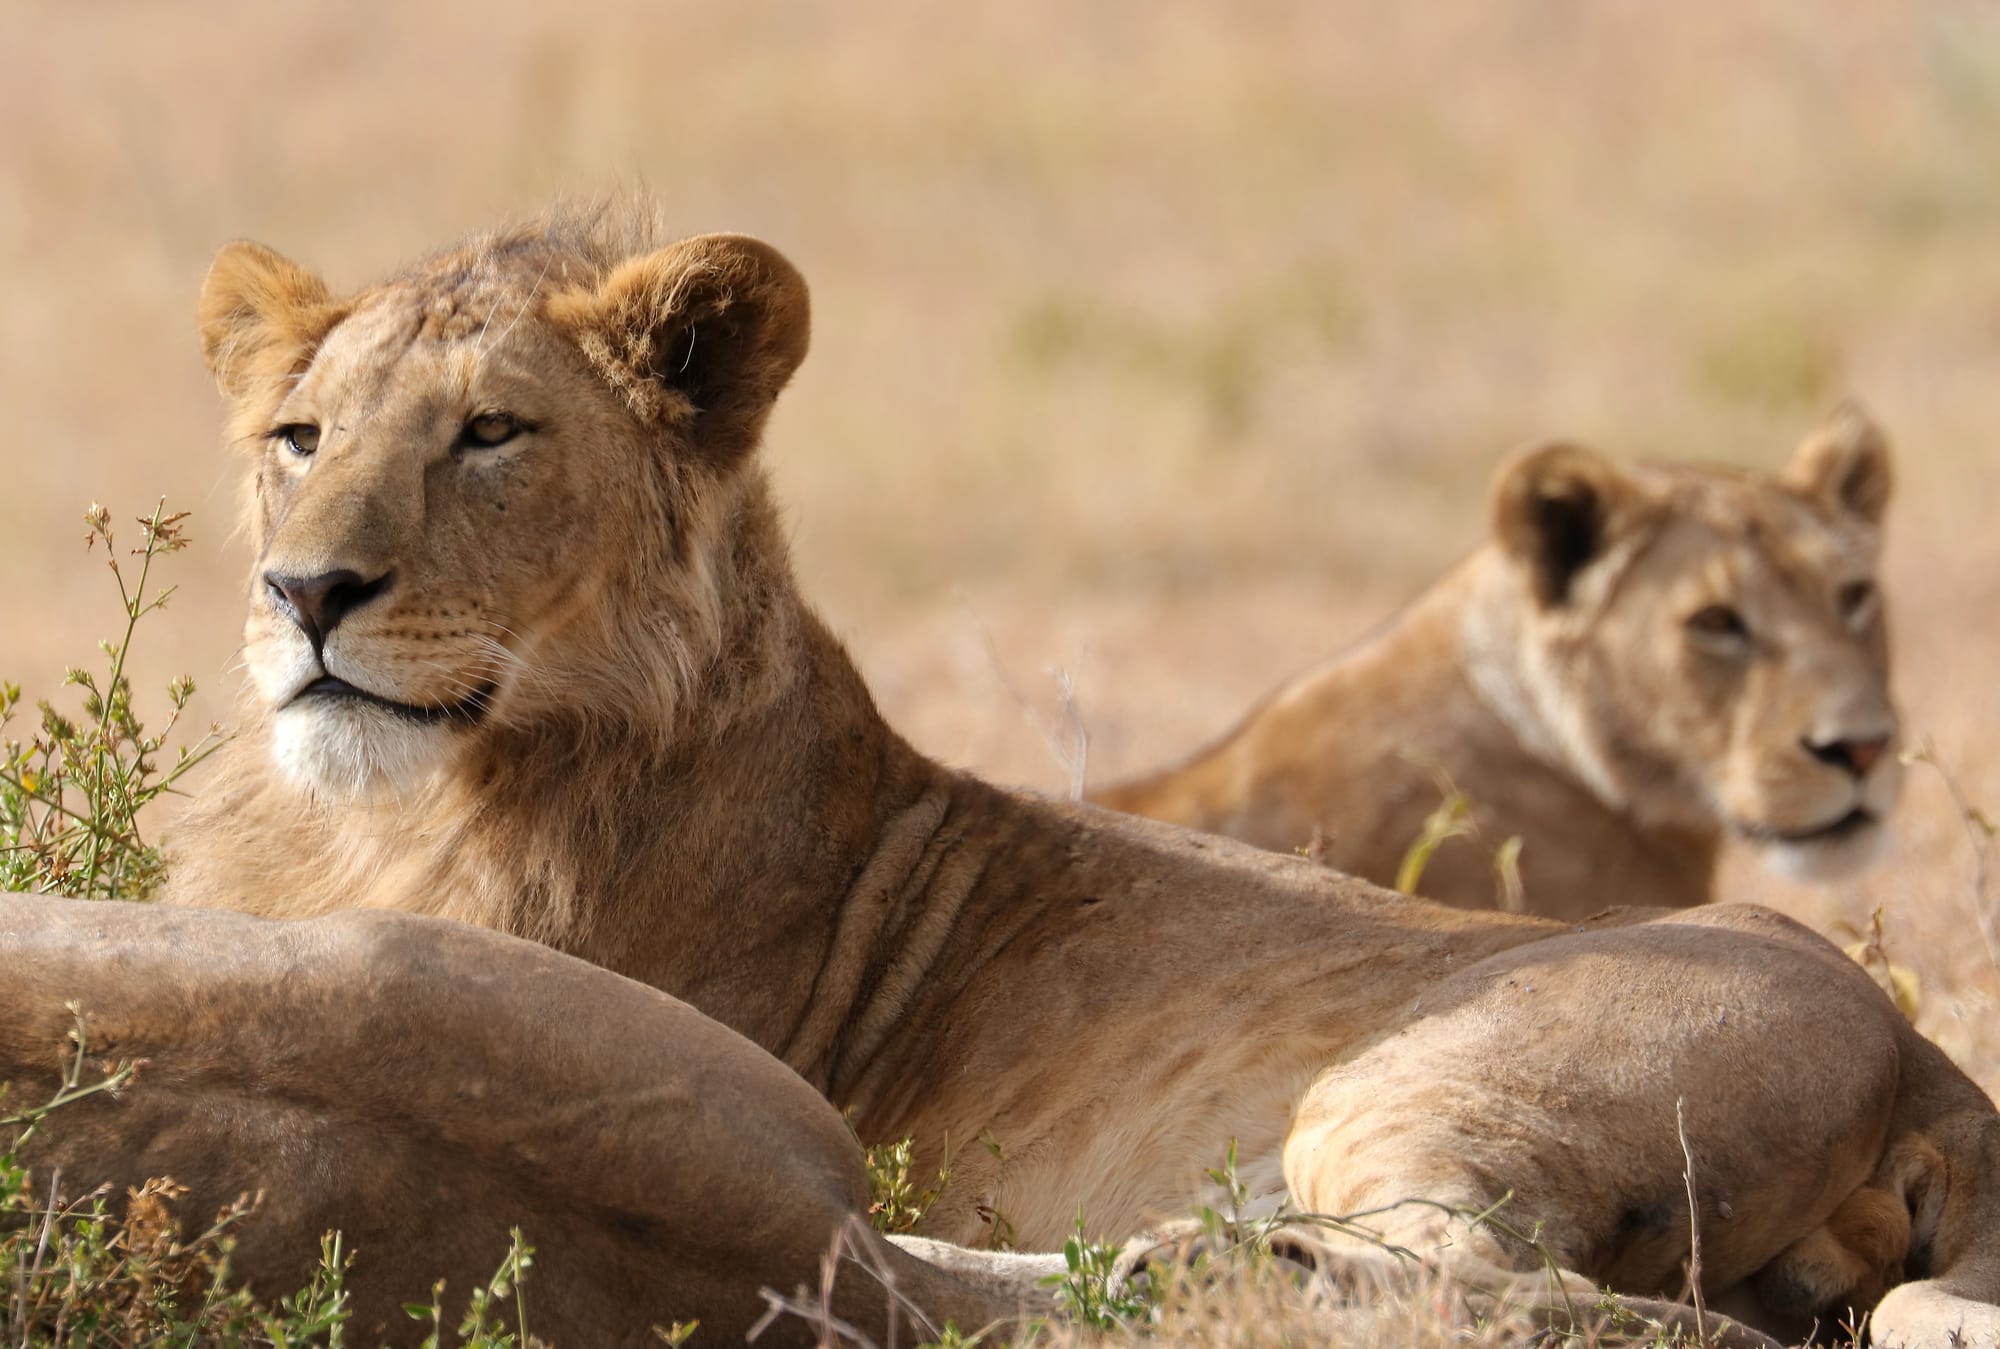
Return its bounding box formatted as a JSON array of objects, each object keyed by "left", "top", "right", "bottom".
[{"left": 474, "top": 253, "right": 556, "bottom": 371}]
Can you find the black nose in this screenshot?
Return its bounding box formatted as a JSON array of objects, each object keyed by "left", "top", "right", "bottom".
[
  {"left": 1802, "top": 735, "right": 1890, "bottom": 779},
  {"left": 264, "top": 568, "right": 394, "bottom": 651}
]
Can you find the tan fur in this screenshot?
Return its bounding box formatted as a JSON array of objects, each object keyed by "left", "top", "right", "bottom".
[
  {"left": 1095, "top": 416, "right": 1902, "bottom": 919},
  {"left": 7, "top": 204, "right": 1989, "bottom": 1344}
]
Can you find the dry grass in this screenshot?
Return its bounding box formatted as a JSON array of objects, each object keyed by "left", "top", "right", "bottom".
[{"left": 3, "top": 2, "right": 1998, "bottom": 1341}]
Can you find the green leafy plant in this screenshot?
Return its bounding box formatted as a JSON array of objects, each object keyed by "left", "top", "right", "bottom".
[
  {"left": 1202, "top": 1138, "right": 1252, "bottom": 1234},
  {"left": 265, "top": 1234, "right": 356, "bottom": 1347},
  {"left": 1040, "top": 1219, "right": 1156, "bottom": 1332},
  {"left": 402, "top": 1229, "right": 537, "bottom": 1348},
  {"left": 0, "top": 499, "right": 226, "bottom": 899},
  {"left": 865, "top": 1135, "right": 952, "bottom": 1234}
]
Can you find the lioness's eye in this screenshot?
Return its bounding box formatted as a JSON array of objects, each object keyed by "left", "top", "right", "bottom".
[
  {"left": 1687, "top": 604, "right": 1750, "bottom": 641},
  {"left": 461, "top": 412, "right": 522, "bottom": 449},
  {"left": 1837, "top": 580, "right": 1875, "bottom": 619},
  {"left": 275, "top": 424, "right": 321, "bottom": 457}
]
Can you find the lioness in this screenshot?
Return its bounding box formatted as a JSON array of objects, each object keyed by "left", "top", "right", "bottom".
[
  {"left": 5, "top": 204, "right": 1997, "bottom": 1346},
  {"left": 1094, "top": 417, "right": 1902, "bottom": 918}
]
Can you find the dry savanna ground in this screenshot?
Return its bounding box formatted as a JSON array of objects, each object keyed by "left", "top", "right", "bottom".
[{"left": 3, "top": 2, "right": 1998, "bottom": 1342}]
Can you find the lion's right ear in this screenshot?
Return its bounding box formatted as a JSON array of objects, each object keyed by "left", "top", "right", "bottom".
[
  {"left": 547, "top": 233, "right": 811, "bottom": 472},
  {"left": 1490, "top": 443, "right": 1643, "bottom": 607},
  {"left": 1786, "top": 401, "right": 1893, "bottom": 527},
  {"left": 197, "top": 241, "right": 342, "bottom": 401}
]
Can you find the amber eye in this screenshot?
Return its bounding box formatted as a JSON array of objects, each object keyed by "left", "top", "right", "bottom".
[
  {"left": 277, "top": 424, "right": 321, "bottom": 457},
  {"left": 462, "top": 412, "right": 522, "bottom": 449},
  {"left": 1687, "top": 604, "right": 1750, "bottom": 642},
  {"left": 1837, "top": 580, "right": 1875, "bottom": 620}
]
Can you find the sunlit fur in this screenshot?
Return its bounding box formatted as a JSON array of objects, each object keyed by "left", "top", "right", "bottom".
[{"left": 1096, "top": 409, "right": 1902, "bottom": 920}]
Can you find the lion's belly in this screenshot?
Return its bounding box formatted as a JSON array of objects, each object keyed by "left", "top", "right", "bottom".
[{"left": 902, "top": 1029, "right": 1320, "bottom": 1250}]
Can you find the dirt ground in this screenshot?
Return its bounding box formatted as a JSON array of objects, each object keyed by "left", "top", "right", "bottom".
[{"left": 4, "top": 0, "right": 1995, "bottom": 1099}]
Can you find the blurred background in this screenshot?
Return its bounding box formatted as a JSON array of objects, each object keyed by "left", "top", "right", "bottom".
[{"left": 3, "top": 2, "right": 1995, "bottom": 1083}]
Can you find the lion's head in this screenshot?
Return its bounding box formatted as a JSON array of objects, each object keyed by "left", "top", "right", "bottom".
[
  {"left": 1479, "top": 407, "right": 1901, "bottom": 882},
  {"left": 196, "top": 208, "right": 809, "bottom": 799}
]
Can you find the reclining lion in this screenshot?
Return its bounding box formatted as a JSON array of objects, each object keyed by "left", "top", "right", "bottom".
[
  {"left": 3, "top": 204, "right": 1996, "bottom": 1346},
  {"left": 1094, "top": 415, "right": 1903, "bottom": 918}
]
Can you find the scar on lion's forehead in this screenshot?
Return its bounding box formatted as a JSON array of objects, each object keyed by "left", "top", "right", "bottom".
[{"left": 420, "top": 293, "right": 486, "bottom": 344}]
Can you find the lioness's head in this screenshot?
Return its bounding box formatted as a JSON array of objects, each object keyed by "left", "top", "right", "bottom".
[
  {"left": 198, "top": 208, "right": 809, "bottom": 797},
  {"left": 1486, "top": 407, "right": 1901, "bottom": 882}
]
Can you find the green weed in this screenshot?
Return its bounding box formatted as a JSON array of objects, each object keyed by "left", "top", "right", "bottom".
[
  {"left": 0, "top": 500, "right": 226, "bottom": 900},
  {"left": 1040, "top": 1220, "right": 1156, "bottom": 1332},
  {"left": 865, "top": 1135, "right": 952, "bottom": 1235},
  {"left": 1394, "top": 769, "right": 1477, "bottom": 895}
]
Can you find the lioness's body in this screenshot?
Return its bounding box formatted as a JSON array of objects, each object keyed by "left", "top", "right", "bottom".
[
  {"left": 7, "top": 206, "right": 1994, "bottom": 1345},
  {"left": 1096, "top": 429, "right": 1903, "bottom": 919}
]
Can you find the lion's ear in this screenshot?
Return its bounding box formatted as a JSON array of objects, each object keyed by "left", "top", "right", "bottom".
[
  {"left": 1490, "top": 442, "right": 1643, "bottom": 607},
  {"left": 1787, "top": 402, "right": 1893, "bottom": 526},
  {"left": 197, "top": 241, "right": 342, "bottom": 401},
  {"left": 550, "top": 233, "right": 810, "bottom": 470}
]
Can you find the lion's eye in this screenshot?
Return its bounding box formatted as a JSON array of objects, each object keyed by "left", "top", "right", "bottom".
[
  {"left": 276, "top": 424, "right": 321, "bottom": 457},
  {"left": 461, "top": 412, "right": 523, "bottom": 449},
  {"left": 1687, "top": 604, "right": 1750, "bottom": 642},
  {"left": 1837, "top": 580, "right": 1875, "bottom": 620}
]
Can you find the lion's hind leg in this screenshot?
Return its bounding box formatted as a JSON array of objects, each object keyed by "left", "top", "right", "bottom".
[
  {"left": 1751, "top": 1154, "right": 1926, "bottom": 1342},
  {"left": 1280, "top": 916, "right": 1931, "bottom": 1346}
]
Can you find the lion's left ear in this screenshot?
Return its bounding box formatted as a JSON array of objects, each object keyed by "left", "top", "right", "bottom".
[
  {"left": 549, "top": 233, "right": 810, "bottom": 471},
  {"left": 1786, "top": 402, "right": 1893, "bottom": 526}
]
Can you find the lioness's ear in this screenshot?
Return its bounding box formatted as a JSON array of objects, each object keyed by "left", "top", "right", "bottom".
[
  {"left": 197, "top": 241, "right": 342, "bottom": 401},
  {"left": 1786, "top": 402, "right": 1893, "bottom": 526},
  {"left": 549, "top": 233, "right": 810, "bottom": 470},
  {"left": 1491, "top": 442, "right": 1642, "bottom": 607}
]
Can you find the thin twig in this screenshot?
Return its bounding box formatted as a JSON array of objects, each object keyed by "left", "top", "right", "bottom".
[
  {"left": 1677, "top": 1097, "right": 1711, "bottom": 1348},
  {"left": 958, "top": 600, "right": 1091, "bottom": 799},
  {"left": 17, "top": 1165, "right": 62, "bottom": 1348},
  {"left": 747, "top": 1214, "right": 965, "bottom": 1349},
  {"left": 1910, "top": 737, "right": 1999, "bottom": 975}
]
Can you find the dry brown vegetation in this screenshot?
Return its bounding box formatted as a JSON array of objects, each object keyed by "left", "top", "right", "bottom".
[{"left": 4, "top": 2, "right": 1998, "bottom": 1341}]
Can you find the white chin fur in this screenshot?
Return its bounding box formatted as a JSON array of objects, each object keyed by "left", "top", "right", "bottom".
[
  {"left": 271, "top": 701, "right": 447, "bottom": 799},
  {"left": 1757, "top": 820, "right": 1890, "bottom": 885}
]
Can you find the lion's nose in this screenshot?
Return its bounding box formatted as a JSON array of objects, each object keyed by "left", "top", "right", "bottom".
[
  {"left": 264, "top": 568, "right": 395, "bottom": 652},
  {"left": 1802, "top": 734, "right": 1891, "bottom": 779}
]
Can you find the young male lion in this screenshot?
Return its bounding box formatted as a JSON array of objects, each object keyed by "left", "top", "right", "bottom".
[
  {"left": 4, "top": 205, "right": 1997, "bottom": 1346},
  {"left": 1094, "top": 415, "right": 1902, "bottom": 919}
]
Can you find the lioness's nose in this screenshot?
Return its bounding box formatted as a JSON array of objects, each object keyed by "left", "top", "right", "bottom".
[
  {"left": 1803, "top": 734, "right": 1891, "bottom": 779},
  {"left": 265, "top": 568, "right": 395, "bottom": 651}
]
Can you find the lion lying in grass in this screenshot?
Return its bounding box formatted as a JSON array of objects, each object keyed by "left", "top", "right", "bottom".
[
  {"left": 1094, "top": 413, "right": 1903, "bottom": 918},
  {"left": 2, "top": 204, "right": 1996, "bottom": 1346}
]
